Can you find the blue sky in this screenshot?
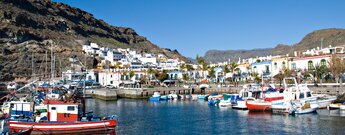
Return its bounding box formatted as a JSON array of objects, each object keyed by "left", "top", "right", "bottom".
[{"left": 54, "top": 0, "right": 345, "bottom": 58}]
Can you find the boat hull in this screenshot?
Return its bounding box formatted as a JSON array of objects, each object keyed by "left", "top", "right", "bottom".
[
  {"left": 232, "top": 100, "right": 248, "bottom": 110},
  {"left": 246, "top": 101, "right": 272, "bottom": 112},
  {"left": 149, "top": 96, "right": 160, "bottom": 101},
  {"left": 9, "top": 119, "right": 117, "bottom": 134}
]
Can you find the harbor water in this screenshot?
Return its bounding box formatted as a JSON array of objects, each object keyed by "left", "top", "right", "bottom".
[{"left": 86, "top": 98, "right": 345, "bottom": 135}]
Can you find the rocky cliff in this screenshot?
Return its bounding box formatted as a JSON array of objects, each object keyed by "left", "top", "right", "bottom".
[
  {"left": 204, "top": 28, "right": 345, "bottom": 63},
  {"left": 0, "top": 0, "right": 188, "bottom": 81}
]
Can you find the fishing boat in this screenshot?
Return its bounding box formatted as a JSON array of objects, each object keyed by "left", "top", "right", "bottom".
[
  {"left": 149, "top": 92, "right": 161, "bottom": 101},
  {"left": 218, "top": 94, "right": 232, "bottom": 107},
  {"left": 243, "top": 83, "right": 284, "bottom": 112},
  {"left": 168, "top": 91, "right": 178, "bottom": 100},
  {"left": 8, "top": 100, "right": 117, "bottom": 134},
  {"left": 289, "top": 101, "right": 318, "bottom": 115},
  {"left": 160, "top": 95, "right": 168, "bottom": 100},
  {"left": 218, "top": 94, "right": 240, "bottom": 107},
  {"left": 246, "top": 100, "right": 272, "bottom": 111},
  {"left": 232, "top": 84, "right": 260, "bottom": 110},
  {"left": 271, "top": 77, "right": 336, "bottom": 113},
  {"left": 328, "top": 102, "right": 345, "bottom": 110},
  {"left": 4, "top": 78, "right": 118, "bottom": 134}
]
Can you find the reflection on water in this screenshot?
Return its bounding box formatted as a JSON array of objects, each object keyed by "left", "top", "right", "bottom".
[{"left": 86, "top": 99, "right": 345, "bottom": 135}]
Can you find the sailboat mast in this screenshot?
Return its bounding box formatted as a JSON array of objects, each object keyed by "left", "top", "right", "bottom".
[
  {"left": 45, "top": 50, "right": 47, "bottom": 79},
  {"left": 32, "top": 52, "right": 35, "bottom": 80},
  {"left": 51, "top": 42, "right": 54, "bottom": 83}
]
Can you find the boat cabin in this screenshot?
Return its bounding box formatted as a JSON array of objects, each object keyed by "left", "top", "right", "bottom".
[
  {"left": 283, "top": 78, "right": 315, "bottom": 101},
  {"left": 5, "top": 101, "right": 33, "bottom": 118},
  {"left": 43, "top": 100, "right": 79, "bottom": 122}
]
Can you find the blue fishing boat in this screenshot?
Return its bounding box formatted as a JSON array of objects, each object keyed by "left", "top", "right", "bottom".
[
  {"left": 160, "top": 95, "right": 168, "bottom": 100},
  {"left": 150, "top": 92, "right": 161, "bottom": 101}
]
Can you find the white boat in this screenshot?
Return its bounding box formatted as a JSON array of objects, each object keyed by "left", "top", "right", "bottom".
[
  {"left": 313, "top": 95, "right": 337, "bottom": 108},
  {"left": 168, "top": 91, "right": 178, "bottom": 100},
  {"left": 6, "top": 82, "right": 18, "bottom": 90},
  {"left": 271, "top": 77, "right": 335, "bottom": 113},
  {"left": 232, "top": 100, "right": 249, "bottom": 110},
  {"left": 328, "top": 102, "right": 345, "bottom": 110},
  {"left": 289, "top": 101, "right": 318, "bottom": 114}
]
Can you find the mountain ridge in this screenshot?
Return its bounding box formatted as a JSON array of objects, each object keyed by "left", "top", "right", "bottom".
[
  {"left": 0, "top": 0, "right": 188, "bottom": 81},
  {"left": 204, "top": 28, "right": 345, "bottom": 63}
]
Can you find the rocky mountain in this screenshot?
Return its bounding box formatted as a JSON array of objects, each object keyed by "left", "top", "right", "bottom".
[
  {"left": 204, "top": 28, "right": 345, "bottom": 63},
  {"left": 0, "top": 0, "right": 188, "bottom": 81}
]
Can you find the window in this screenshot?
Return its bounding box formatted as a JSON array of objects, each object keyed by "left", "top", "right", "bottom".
[
  {"left": 274, "top": 62, "right": 277, "bottom": 69},
  {"left": 282, "top": 62, "right": 286, "bottom": 68},
  {"left": 265, "top": 65, "right": 269, "bottom": 73},
  {"left": 111, "top": 75, "right": 113, "bottom": 78},
  {"left": 292, "top": 63, "right": 296, "bottom": 70},
  {"left": 321, "top": 59, "right": 326, "bottom": 66},
  {"left": 10, "top": 104, "right": 14, "bottom": 108},
  {"left": 307, "top": 92, "right": 312, "bottom": 97},
  {"left": 110, "top": 81, "right": 113, "bottom": 84},
  {"left": 308, "top": 61, "right": 314, "bottom": 70},
  {"left": 299, "top": 93, "right": 304, "bottom": 99},
  {"left": 67, "top": 106, "right": 75, "bottom": 111},
  {"left": 51, "top": 107, "right": 56, "bottom": 110}
]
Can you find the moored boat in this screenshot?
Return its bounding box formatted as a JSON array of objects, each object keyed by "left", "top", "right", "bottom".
[
  {"left": 289, "top": 101, "right": 318, "bottom": 115},
  {"left": 246, "top": 100, "right": 272, "bottom": 111},
  {"left": 150, "top": 92, "right": 161, "bottom": 101}
]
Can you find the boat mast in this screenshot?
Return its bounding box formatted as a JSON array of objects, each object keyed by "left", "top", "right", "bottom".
[
  {"left": 45, "top": 50, "right": 47, "bottom": 80},
  {"left": 32, "top": 52, "right": 35, "bottom": 80}
]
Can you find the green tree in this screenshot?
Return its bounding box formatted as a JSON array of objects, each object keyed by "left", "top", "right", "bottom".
[
  {"left": 129, "top": 71, "right": 135, "bottom": 79},
  {"left": 223, "top": 65, "right": 230, "bottom": 74},
  {"left": 208, "top": 67, "right": 215, "bottom": 79},
  {"left": 186, "top": 64, "right": 194, "bottom": 71},
  {"left": 314, "top": 64, "right": 329, "bottom": 84},
  {"left": 229, "top": 62, "right": 239, "bottom": 73}
]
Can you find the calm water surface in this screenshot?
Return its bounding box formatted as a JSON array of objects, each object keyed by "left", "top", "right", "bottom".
[{"left": 86, "top": 98, "right": 345, "bottom": 135}]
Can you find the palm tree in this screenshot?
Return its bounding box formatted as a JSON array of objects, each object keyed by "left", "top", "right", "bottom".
[
  {"left": 182, "top": 73, "right": 189, "bottom": 85},
  {"left": 229, "top": 62, "right": 239, "bottom": 73},
  {"left": 314, "top": 64, "right": 329, "bottom": 84}
]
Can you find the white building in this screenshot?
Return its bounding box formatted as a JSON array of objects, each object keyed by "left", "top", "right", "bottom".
[
  {"left": 98, "top": 72, "right": 122, "bottom": 87},
  {"left": 167, "top": 71, "right": 183, "bottom": 80},
  {"left": 290, "top": 55, "right": 331, "bottom": 71},
  {"left": 105, "top": 50, "right": 123, "bottom": 62},
  {"left": 251, "top": 61, "right": 272, "bottom": 78}
]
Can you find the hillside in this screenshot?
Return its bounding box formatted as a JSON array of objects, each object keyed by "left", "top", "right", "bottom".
[
  {"left": 0, "top": 0, "right": 188, "bottom": 81},
  {"left": 204, "top": 28, "right": 345, "bottom": 63}
]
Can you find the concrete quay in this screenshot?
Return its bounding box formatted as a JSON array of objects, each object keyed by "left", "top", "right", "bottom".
[
  {"left": 85, "top": 88, "right": 118, "bottom": 100},
  {"left": 86, "top": 85, "right": 345, "bottom": 100}
]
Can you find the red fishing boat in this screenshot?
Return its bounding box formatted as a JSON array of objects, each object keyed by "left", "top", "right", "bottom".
[
  {"left": 246, "top": 100, "right": 272, "bottom": 111},
  {"left": 8, "top": 100, "right": 117, "bottom": 134}
]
